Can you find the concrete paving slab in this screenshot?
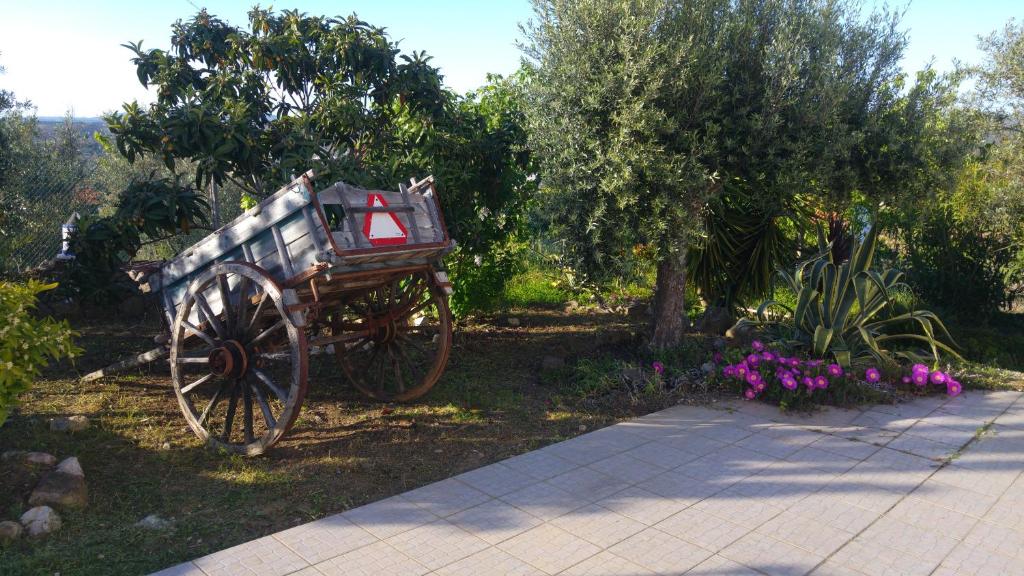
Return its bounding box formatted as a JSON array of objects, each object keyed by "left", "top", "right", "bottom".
[{"left": 150, "top": 391, "right": 1024, "bottom": 576}]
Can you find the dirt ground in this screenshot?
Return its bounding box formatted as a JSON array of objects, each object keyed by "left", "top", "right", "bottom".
[{"left": 0, "top": 305, "right": 696, "bottom": 576}]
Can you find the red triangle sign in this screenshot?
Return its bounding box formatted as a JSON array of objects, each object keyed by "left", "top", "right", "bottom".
[{"left": 362, "top": 194, "right": 409, "bottom": 246}]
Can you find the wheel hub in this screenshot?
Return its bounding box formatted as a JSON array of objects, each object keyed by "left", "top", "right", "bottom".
[{"left": 209, "top": 340, "right": 249, "bottom": 379}]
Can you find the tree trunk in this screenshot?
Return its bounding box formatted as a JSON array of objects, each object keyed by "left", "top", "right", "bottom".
[{"left": 650, "top": 249, "right": 689, "bottom": 349}]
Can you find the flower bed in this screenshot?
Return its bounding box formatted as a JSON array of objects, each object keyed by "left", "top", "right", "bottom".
[{"left": 715, "top": 340, "right": 961, "bottom": 410}]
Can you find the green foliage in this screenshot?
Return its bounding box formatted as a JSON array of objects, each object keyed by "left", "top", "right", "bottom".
[
  {"left": 523, "top": 0, "right": 921, "bottom": 346},
  {"left": 503, "top": 268, "right": 570, "bottom": 309},
  {"left": 746, "top": 223, "right": 961, "bottom": 370},
  {"left": 0, "top": 281, "right": 80, "bottom": 425},
  {"left": 904, "top": 205, "right": 1016, "bottom": 318},
  {"left": 68, "top": 178, "right": 209, "bottom": 301},
  {"left": 105, "top": 10, "right": 534, "bottom": 313},
  {"left": 689, "top": 178, "right": 811, "bottom": 309},
  {"left": 107, "top": 8, "right": 444, "bottom": 195}
]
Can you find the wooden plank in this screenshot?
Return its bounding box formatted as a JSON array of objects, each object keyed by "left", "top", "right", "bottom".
[{"left": 80, "top": 346, "right": 168, "bottom": 382}]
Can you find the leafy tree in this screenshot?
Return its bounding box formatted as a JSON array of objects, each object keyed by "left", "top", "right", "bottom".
[
  {"left": 105, "top": 8, "right": 534, "bottom": 310},
  {"left": 523, "top": 0, "right": 915, "bottom": 348}
]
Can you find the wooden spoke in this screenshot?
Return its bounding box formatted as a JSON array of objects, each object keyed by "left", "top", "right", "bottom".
[
  {"left": 195, "top": 293, "right": 227, "bottom": 340},
  {"left": 252, "top": 368, "right": 288, "bottom": 403},
  {"left": 217, "top": 275, "right": 236, "bottom": 337},
  {"left": 222, "top": 384, "right": 240, "bottom": 442},
  {"left": 251, "top": 382, "right": 277, "bottom": 429},
  {"left": 182, "top": 321, "right": 218, "bottom": 347},
  {"left": 171, "top": 262, "right": 307, "bottom": 456},
  {"left": 243, "top": 383, "right": 254, "bottom": 445},
  {"left": 181, "top": 373, "right": 215, "bottom": 394},
  {"left": 249, "top": 319, "right": 285, "bottom": 348},
  {"left": 330, "top": 271, "right": 452, "bottom": 402},
  {"left": 198, "top": 385, "right": 225, "bottom": 426}
]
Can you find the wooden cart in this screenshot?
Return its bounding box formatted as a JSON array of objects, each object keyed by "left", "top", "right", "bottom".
[{"left": 136, "top": 171, "right": 455, "bottom": 455}]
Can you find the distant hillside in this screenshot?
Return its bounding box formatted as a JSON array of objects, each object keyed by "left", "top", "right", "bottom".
[{"left": 35, "top": 116, "right": 109, "bottom": 160}]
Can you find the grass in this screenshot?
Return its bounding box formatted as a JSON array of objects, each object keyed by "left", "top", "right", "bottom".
[{"left": 0, "top": 304, "right": 686, "bottom": 576}]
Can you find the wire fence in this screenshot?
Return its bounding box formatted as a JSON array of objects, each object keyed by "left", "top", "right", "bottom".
[
  {"left": 0, "top": 161, "right": 245, "bottom": 280},
  {"left": 0, "top": 161, "right": 99, "bottom": 279}
]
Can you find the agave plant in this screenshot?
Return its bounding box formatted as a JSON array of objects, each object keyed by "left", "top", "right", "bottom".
[{"left": 740, "top": 223, "right": 961, "bottom": 370}]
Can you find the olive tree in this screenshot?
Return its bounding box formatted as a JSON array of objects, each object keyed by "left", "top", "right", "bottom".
[{"left": 523, "top": 0, "right": 912, "bottom": 348}]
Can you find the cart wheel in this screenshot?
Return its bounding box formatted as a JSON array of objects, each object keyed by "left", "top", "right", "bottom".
[
  {"left": 170, "top": 262, "right": 308, "bottom": 456},
  {"left": 330, "top": 270, "right": 453, "bottom": 402}
]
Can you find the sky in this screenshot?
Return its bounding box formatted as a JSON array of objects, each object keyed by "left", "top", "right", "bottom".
[{"left": 0, "top": 0, "right": 1019, "bottom": 118}]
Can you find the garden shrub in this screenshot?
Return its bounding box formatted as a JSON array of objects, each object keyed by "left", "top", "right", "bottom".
[
  {"left": 0, "top": 281, "right": 80, "bottom": 425},
  {"left": 904, "top": 207, "right": 1015, "bottom": 319},
  {"left": 739, "top": 223, "right": 960, "bottom": 371}
]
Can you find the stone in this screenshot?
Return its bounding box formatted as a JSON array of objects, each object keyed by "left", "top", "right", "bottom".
[
  {"left": 701, "top": 362, "right": 715, "bottom": 374},
  {"left": 1, "top": 450, "right": 25, "bottom": 462},
  {"left": 55, "top": 457, "right": 84, "bottom": 477},
  {"left": 725, "top": 320, "right": 755, "bottom": 344},
  {"left": 507, "top": 317, "right": 521, "bottom": 327},
  {"left": 29, "top": 468, "right": 88, "bottom": 508},
  {"left": 541, "top": 355, "right": 566, "bottom": 371},
  {"left": 50, "top": 415, "right": 90, "bottom": 433},
  {"left": 23, "top": 452, "right": 57, "bottom": 466},
  {"left": 0, "top": 520, "right": 23, "bottom": 543},
  {"left": 135, "top": 514, "right": 173, "bottom": 530},
  {"left": 696, "top": 306, "right": 734, "bottom": 335},
  {"left": 20, "top": 506, "right": 61, "bottom": 537},
  {"left": 620, "top": 366, "right": 645, "bottom": 384},
  {"left": 564, "top": 300, "right": 580, "bottom": 313},
  {"left": 160, "top": 442, "right": 172, "bottom": 451}
]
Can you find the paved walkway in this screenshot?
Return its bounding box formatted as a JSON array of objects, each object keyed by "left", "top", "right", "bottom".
[{"left": 154, "top": 390, "right": 1024, "bottom": 576}]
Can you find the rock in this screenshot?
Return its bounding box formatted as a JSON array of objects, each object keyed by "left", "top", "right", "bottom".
[
  {"left": 626, "top": 302, "right": 649, "bottom": 318},
  {"left": 696, "top": 306, "right": 734, "bottom": 335},
  {"left": 0, "top": 520, "right": 23, "bottom": 543},
  {"left": 564, "top": 300, "right": 580, "bottom": 313},
  {"left": 578, "top": 424, "right": 587, "bottom": 432},
  {"left": 620, "top": 366, "right": 644, "bottom": 384},
  {"left": 506, "top": 317, "right": 521, "bottom": 327},
  {"left": 541, "top": 355, "right": 566, "bottom": 371},
  {"left": 20, "top": 506, "right": 61, "bottom": 537},
  {"left": 725, "top": 320, "right": 755, "bottom": 344},
  {"left": 55, "top": 457, "right": 84, "bottom": 477},
  {"left": 160, "top": 442, "right": 172, "bottom": 451},
  {"left": 24, "top": 452, "right": 57, "bottom": 467},
  {"left": 29, "top": 468, "right": 88, "bottom": 508},
  {"left": 1, "top": 450, "right": 25, "bottom": 462},
  {"left": 701, "top": 362, "right": 715, "bottom": 374},
  {"left": 50, "top": 415, "right": 90, "bottom": 433},
  {"left": 135, "top": 514, "right": 173, "bottom": 531}
]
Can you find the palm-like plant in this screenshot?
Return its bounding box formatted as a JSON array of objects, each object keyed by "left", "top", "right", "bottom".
[{"left": 741, "top": 223, "right": 961, "bottom": 370}]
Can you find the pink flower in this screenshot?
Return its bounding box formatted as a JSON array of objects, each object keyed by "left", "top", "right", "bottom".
[
  {"left": 736, "top": 365, "right": 749, "bottom": 378},
  {"left": 815, "top": 375, "right": 829, "bottom": 389},
  {"left": 912, "top": 363, "right": 929, "bottom": 375},
  {"left": 947, "top": 380, "right": 962, "bottom": 396},
  {"left": 901, "top": 376, "right": 912, "bottom": 384},
  {"left": 827, "top": 364, "right": 843, "bottom": 377},
  {"left": 788, "top": 358, "right": 801, "bottom": 368},
  {"left": 747, "top": 354, "right": 761, "bottom": 367},
  {"left": 781, "top": 377, "right": 798, "bottom": 390},
  {"left": 723, "top": 365, "right": 736, "bottom": 378},
  {"left": 762, "top": 351, "right": 777, "bottom": 363},
  {"left": 802, "top": 376, "right": 815, "bottom": 390},
  {"left": 756, "top": 382, "right": 766, "bottom": 391},
  {"left": 746, "top": 372, "right": 762, "bottom": 386},
  {"left": 865, "top": 368, "right": 881, "bottom": 383},
  {"left": 806, "top": 360, "right": 823, "bottom": 367},
  {"left": 713, "top": 352, "right": 723, "bottom": 364},
  {"left": 744, "top": 388, "right": 757, "bottom": 400},
  {"left": 929, "top": 371, "right": 947, "bottom": 385},
  {"left": 652, "top": 361, "right": 665, "bottom": 375},
  {"left": 752, "top": 340, "right": 764, "bottom": 352},
  {"left": 912, "top": 372, "right": 928, "bottom": 386}
]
